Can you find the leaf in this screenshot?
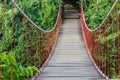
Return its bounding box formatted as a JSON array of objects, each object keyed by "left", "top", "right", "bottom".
[
  {"left": 0, "top": 64, "right": 6, "bottom": 68},
  {"left": 24, "top": 68, "right": 29, "bottom": 78},
  {"left": 1, "top": 53, "right": 9, "bottom": 63},
  {"left": 118, "top": 4, "right": 120, "bottom": 9},
  {"left": 32, "top": 66, "right": 39, "bottom": 72},
  {"left": 19, "top": 66, "right": 25, "bottom": 76},
  {"left": 14, "top": 70, "right": 20, "bottom": 80},
  {"left": 27, "top": 66, "right": 33, "bottom": 77},
  {"left": 0, "top": 75, "right": 4, "bottom": 78},
  {"left": 8, "top": 52, "right": 16, "bottom": 65}
]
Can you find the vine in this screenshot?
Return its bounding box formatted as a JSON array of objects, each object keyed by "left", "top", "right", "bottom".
[{"left": 0, "top": 0, "right": 62, "bottom": 79}]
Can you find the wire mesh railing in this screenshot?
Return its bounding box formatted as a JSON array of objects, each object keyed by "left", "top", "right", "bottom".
[
  {"left": 0, "top": 0, "right": 61, "bottom": 79},
  {"left": 80, "top": 0, "right": 120, "bottom": 79}
]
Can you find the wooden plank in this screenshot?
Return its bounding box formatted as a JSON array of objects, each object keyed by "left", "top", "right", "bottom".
[
  {"left": 55, "top": 46, "right": 86, "bottom": 50},
  {"left": 49, "top": 60, "right": 93, "bottom": 64},
  {"left": 50, "top": 59, "right": 90, "bottom": 63},
  {"left": 56, "top": 43, "right": 85, "bottom": 46},
  {"left": 57, "top": 39, "right": 83, "bottom": 42},
  {"left": 53, "top": 49, "right": 87, "bottom": 55},
  {"left": 57, "top": 42, "right": 85, "bottom": 46},
  {"left": 40, "top": 72, "right": 99, "bottom": 77},
  {"left": 55, "top": 48, "right": 85, "bottom": 50},
  {"left": 36, "top": 77, "right": 101, "bottom": 80},
  {"left": 58, "top": 38, "right": 83, "bottom": 41},
  {"left": 49, "top": 60, "right": 91, "bottom": 64},
  {"left": 47, "top": 63, "right": 93, "bottom": 67},
  {"left": 35, "top": 18, "right": 101, "bottom": 80},
  {"left": 50, "top": 54, "right": 90, "bottom": 59},
  {"left": 43, "top": 67, "right": 97, "bottom": 72},
  {"left": 40, "top": 67, "right": 99, "bottom": 77}
]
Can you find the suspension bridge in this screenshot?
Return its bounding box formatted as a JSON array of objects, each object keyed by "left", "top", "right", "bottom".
[
  {"left": 35, "top": 18, "right": 101, "bottom": 80},
  {"left": 0, "top": 0, "right": 120, "bottom": 80}
]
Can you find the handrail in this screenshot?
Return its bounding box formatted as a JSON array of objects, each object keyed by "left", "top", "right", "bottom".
[
  {"left": 10, "top": 0, "right": 61, "bottom": 32},
  {"left": 80, "top": 0, "right": 120, "bottom": 79},
  {"left": 95, "top": 0, "right": 118, "bottom": 31},
  {"left": 81, "top": 0, "right": 118, "bottom": 32},
  {"left": 0, "top": 0, "right": 62, "bottom": 79},
  {"left": 80, "top": 4, "right": 109, "bottom": 79}
]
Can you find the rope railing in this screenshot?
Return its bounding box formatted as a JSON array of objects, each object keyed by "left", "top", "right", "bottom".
[
  {"left": 0, "top": 0, "right": 61, "bottom": 79},
  {"left": 80, "top": 0, "right": 120, "bottom": 79}
]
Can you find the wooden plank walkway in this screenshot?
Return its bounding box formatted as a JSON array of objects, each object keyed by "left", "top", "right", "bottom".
[{"left": 36, "top": 19, "right": 102, "bottom": 80}]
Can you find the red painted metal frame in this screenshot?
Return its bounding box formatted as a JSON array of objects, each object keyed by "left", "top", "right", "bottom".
[
  {"left": 1, "top": 0, "right": 62, "bottom": 79},
  {"left": 80, "top": 0, "right": 120, "bottom": 78},
  {"left": 31, "top": 8, "right": 62, "bottom": 80},
  {"left": 80, "top": 4, "right": 109, "bottom": 79}
]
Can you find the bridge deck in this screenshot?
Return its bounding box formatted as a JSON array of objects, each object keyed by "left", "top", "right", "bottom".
[{"left": 36, "top": 19, "right": 101, "bottom": 80}]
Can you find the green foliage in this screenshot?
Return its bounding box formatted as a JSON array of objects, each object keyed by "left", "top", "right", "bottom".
[
  {"left": 118, "top": 3, "right": 120, "bottom": 9},
  {"left": 16, "top": 0, "right": 62, "bottom": 30},
  {"left": 1, "top": 51, "right": 38, "bottom": 80},
  {"left": 80, "top": 0, "right": 120, "bottom": 78},
  {"left": 97, "top": 31, "right": 120, "bottom": 44},
  {"left": 0, "top": 0, "right": 62, "bottom": 79},
  {"left": 80, "top": 0, "right": 114, "bottom": 29}
]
